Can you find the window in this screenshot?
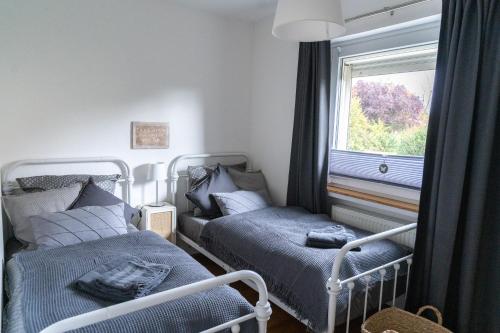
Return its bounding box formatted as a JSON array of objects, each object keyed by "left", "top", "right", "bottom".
[{"left": 331, "top": 43, "right": 438, "bottom": 190}]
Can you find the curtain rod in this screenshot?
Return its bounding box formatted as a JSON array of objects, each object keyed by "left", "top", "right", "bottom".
[{"left": 345, "top": 0, "right": 432, "bottom": 23}]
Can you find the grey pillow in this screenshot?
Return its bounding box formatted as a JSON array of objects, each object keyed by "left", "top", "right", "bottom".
[
  {"left": 228, "top": 168, "right": 271, "bottom": 201},
  {"left": 1, "top": 184, "right": 82, "bottom": 245},
  {"left": 16, "top": 174, "right": 120, "bottom": 193},
  {"left": 187, "top": 163, "right": 247, "bottom": 188},
  {"left": 71, "top": 178, "right": 141, "bottom": 226},
  {"left": 211, "top": 190, "right": 271, "bottom": 216},
  {"left": 29, "top": 203, "right": 128, "bottom": 249},
  {"left": 185, "top": 165, "right": 239, "bottom": 218},
  {"left": 187, "top": 166, "right": 212, "bottom": 188}
]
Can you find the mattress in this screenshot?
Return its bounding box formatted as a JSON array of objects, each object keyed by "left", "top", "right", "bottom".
[
  {"left": 3, "top": 231, "right": 256, "bottom": 333},
  {"left": 178, "top": 212, "right": 211, "bottom": 244}
]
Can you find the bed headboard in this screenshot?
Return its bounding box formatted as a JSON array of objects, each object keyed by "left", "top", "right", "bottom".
[
  {"left": 167, "top": 153, "right": 250, "bottom": 214},
  {"left": 1, "top": 156, "right": 134, "bottom": 242},
  {"left": 1, "top": 157, "right": 133, "bottom": 201}
]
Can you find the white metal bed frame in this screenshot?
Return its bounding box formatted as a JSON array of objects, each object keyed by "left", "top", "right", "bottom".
[
  {"left": 169, "top": 153, "right": 418, "bottom": 333},
  {"left": 0, "top": 157, "right": 271, "bottom": 333}
]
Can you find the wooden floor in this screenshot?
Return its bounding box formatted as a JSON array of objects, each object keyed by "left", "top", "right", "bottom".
[{"left": 192, "top": 254, "right": 363, "bottom": 333}]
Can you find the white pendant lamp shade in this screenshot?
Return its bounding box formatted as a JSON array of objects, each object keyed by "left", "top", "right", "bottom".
[{"left": 272, "top": 0, "right": 346, "bottom": 42}]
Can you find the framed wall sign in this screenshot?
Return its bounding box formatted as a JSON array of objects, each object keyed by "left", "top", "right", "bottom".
[{"left": 131, "top": 122, "right": 169, "bottom": 149}]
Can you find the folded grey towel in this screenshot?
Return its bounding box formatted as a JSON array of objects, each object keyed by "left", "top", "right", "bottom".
[
  {"left": 74, "top": 256, "right": 171, "bottom": 302},
  {"left": 306, "top": 225, "right": 361, "bottom": 251}
]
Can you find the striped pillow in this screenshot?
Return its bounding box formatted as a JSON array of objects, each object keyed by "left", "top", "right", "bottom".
[
  {"left": 29, "top": 203, "right": 128, "bottom": 249},
  {"left": 211, "top": 190, "right": 271, "bottom": 216}
]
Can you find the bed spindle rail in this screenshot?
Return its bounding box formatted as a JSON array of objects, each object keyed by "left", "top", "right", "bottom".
[{"left": 326, "top": 223, "right": 417, "bottom": 333}]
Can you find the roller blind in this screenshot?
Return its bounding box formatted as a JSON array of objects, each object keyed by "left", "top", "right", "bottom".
[
  {"left": 329, "top": 150, "right": 424, "bottom": 189},
  {"left": 344, "top": 48, "right": 437, "bottom": 78},
  {"left": 349, "top": 49, "right": 437, "bottom": 77}
]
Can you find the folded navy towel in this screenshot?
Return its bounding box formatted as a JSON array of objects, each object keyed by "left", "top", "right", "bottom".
[
  {"left": 74, "top": 256, "right": 171, "bottom": 302},
  {"left": 306, "top": 225, "right": 361, "bottom": 251}
]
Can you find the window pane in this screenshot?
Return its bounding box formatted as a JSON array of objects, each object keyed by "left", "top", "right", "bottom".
[
  {"left": 331, "top": 44, "right": 438, "bottom": 189},
  {"left": 347, "top": 70, "right": 435, "bottom": 156}
]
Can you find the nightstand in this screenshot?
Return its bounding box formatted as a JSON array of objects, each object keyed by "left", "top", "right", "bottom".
[{"left": 140, "top": 203, "right": 177, "bottom": 244}]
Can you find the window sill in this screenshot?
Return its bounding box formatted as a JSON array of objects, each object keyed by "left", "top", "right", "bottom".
[{"left": 327, "top": 177, "right": 420, "bottom": 213}]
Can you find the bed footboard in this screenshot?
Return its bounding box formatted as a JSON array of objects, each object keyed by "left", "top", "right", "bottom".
[
  {"left": 326, "top": 223, "right": 417, "bottom": 333},
  {"left": 40, "top": 270, "right": 271, "bottom": 333}
]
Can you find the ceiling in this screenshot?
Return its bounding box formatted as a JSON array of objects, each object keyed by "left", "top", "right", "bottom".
[{"left": 174, "top": 0, "right": 434, "bottom": 22}]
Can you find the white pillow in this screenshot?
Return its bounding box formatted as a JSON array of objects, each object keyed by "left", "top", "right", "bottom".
[{"left": 2, "top": 183, "right": 82, "bottom": 245}]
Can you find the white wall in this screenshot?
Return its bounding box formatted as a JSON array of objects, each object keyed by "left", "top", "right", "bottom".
[
  {"left": 248, "top": 17, "right": 298, "bottom": 205},
  {"left": 248, "top": 2, "right": 441, "bottom": 205},
  {"left": 0, "top": 0, "right": 253, "bottom": 206}
]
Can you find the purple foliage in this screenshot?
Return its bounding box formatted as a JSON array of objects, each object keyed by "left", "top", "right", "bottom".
[{"left": 352, "top": 80, "right": 425, "bottom": 129}]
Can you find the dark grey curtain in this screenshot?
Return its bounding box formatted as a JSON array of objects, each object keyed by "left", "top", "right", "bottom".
[
  {"left": 407, "top": 1, "right": 500, "bottom": 332},
  {"left": 287, "top": 41, "right": 331, "bottom": 214}
]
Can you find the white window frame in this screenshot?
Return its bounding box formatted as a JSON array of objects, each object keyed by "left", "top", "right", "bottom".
[
  {"left": 335, "top": 43, "right": 438, "bottom": 152},
  {"left": 328, "top": 17, "right": 441, "bottom": 206}
]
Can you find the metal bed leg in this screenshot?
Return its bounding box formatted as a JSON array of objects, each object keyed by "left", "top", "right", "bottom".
[
  {"left": 326, "top": 277, "right": 342, "bottom": 333},
  {"left": 255, "top": 300, "right": 272, "bottom": 333}
]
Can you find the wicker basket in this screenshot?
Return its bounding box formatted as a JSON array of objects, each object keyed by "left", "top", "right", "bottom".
[{"left": 361, "top": 306, "right": 453, "bottom": 333}]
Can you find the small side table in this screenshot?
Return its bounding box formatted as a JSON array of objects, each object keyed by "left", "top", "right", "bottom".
[{"left": 140, "top": 203, "right": 177, "bottom": 244}]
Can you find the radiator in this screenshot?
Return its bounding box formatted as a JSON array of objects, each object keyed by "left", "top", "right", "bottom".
[{"left": 331, "top": 205, "right": 416, "bottom": 249}]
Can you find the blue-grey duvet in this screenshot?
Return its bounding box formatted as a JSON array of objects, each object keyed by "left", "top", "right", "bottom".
[
  {"left": 200, "top": 206, "right": 410, "bottom": 332},
  {"left": 4, "top": 231, "right": 256, "bottom": 333}
]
